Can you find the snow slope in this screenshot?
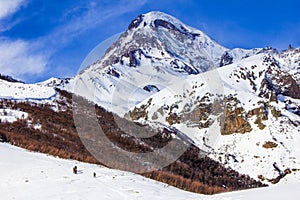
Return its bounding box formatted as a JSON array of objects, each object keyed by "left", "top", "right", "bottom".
[
  {"left": 1, "top": 143, "right": 300, "bottom": 200},
  {"left": 0, "top": 79, "right": 56, "bottom": 100},
  {"left": 127, "top": 51, "right": 300, "bottom": 183}
]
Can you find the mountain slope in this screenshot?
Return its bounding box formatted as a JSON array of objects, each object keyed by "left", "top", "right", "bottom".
[
  {"left": 68, "top": 12, "right": 278, "bottom": 116},
  {"left": 0, "top": 78, "right": 56, "bottom": 100},
  {"left": 67, "top": 11, "right": 234, "bottom": 115},
  {"left": 127, "top": 49, "right": 300, "bottom": 184}
]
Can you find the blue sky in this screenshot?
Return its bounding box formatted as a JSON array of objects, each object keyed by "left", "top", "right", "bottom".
[{"left": 1, "top": 0, "right": 300, "bottom": 83}]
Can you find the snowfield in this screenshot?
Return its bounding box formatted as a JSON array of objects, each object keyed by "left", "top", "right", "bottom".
[
  {"left": 0, "top": 79, "right": 56, "bottom": 100},
  {"left": 1, "top": 143, "right": 300, "bottom": 200}
]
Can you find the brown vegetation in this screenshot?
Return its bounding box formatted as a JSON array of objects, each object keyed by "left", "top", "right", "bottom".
[{"left": 0, "top": 89, "right": 266, "bottom": 194}]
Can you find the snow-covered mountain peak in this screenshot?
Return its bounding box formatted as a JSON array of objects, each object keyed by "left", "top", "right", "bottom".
[
  {"left": 69, "top": 12, "right": 296, "bottom": 116},
  {"left": 90, "top": 11, "right": 228, "bottom": 73},
  {"left": 70, "top": 11, "right": 237, "bottom": 115},
  {"left": 128, "top": 11, "right": 203, "bottom": 35}
]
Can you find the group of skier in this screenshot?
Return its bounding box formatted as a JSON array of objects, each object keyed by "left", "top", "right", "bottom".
[{"left": 73, "top": 166, "right": 96, "bottom": 178}]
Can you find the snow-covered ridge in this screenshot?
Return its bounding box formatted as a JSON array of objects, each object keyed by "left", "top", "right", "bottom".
[
  {"left": 37, "top": 77, "right": 71, "bottom": 88},
  {"left": 276, "top": 47, "right": 300, "bottom": 84},
  {"left": 0, "top": 79, "right": 56, "bottom": 100}
]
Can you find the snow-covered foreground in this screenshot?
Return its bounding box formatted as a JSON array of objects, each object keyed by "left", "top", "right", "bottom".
[{"left": 1, "top": 143, "right": 300, "bottom": 200}]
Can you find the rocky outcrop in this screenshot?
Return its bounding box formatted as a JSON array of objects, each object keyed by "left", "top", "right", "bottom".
[
  {"left": 128, "top": 14, "right": 144, "bottom": 30},
  {"left": 126, "top": 98, "right": 153, "bottom": 121},
  {"left": 129, "top": 50, "right": 138, "bottom": 67},
  {"left": 143, "top": 85, "right": 160, "bottom": 93},
  {"left": 170, "top": 59, "right": 199, "bottom": 75},
  {"left": 219, "top": 52, "right": 233, "bottom": 67},
  {"left": 263, "top": 141, "right": 278, "bottom": 149},
  {"left": 154, "top": 19, "right": 200, "bottom": 39},
  {"left": 220, "top": 96, "right": 252, "bottom": 135},
  {"left": 265, "top": 65, "right": 300, "bottom": 99},
  {"left": 248, "top": 102, "right": 268, "bottom": 130},
  {"left": 0, "top": 74, "right": 24, "bottom": 83}
]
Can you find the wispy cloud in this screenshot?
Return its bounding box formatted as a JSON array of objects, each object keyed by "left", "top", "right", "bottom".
[
  {"left": 44, "top": 0, "right": 148, "bottom": 48},
  {"left": 0, "top": 0, "right": 27, "bottom": 20},
  {"left": 1, "top": 0, "right": 149, "bottom": 82},
  {"left": 0, "top": 38, "right": 47, "bottom": 80},
  {"left": 0, "top": 0, "right": 46, "bottom": 81},
  {"left": 0, "top": 0, "right": 27, "bottom": 32},
  {"left": 34, "top": 0, "right": 149, "bottom": 79}
]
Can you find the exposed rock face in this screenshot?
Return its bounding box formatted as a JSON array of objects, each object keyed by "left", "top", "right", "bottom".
[
  {"left": 154, "top": 19, "right": 201, "bottom": 39},
  {"left": 143, "top": 85, "right": 160, "bottom": 93},
  {"left": 0, "top": 74, "right": 24, "bottom": 83},
  {"left": 263, "top": 141, "right": 278, "bottom": 149},
  {"left": 170, "top": 59, "right": 199, "bottom": 75},
  {"left": 106, "top": 68, "right": 120, "bottom": 78},
  {"left": 125, "top": 98, "right": 153, "bottom": 121},
  {"left": 220, "top": 96, "right": 252, "bottom": 135},
  {"left": 265, "top": 65, "right": 300, "bottom": 99},
  {"left": 129, "top": 51, "right": 138, "bottom": 67},
  {"left": 127, "top": 93, "right": 221, "bottom": 129},
  {"left": 220, "top": 52, "right": 233, "bottom": 67},
  {"left": 248, "top": 102, "right": 268, "bottom": 130},
  {"left": 127, "top": 93, "right": 254, "bottom": 136},
  {"left": 166, "top": 112, "right": 181, "bottom": 125},
  {"left": 128, "top": 14, "right": 144, "bottom": 30},
  {"left": 180, "top": 96, "right": 222, "bottom": 129}
]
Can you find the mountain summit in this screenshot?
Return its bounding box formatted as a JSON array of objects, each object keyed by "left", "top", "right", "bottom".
[
  {"left": 98, "top": 11, "right": 228, "bottom": 72},
  {"left": 70, "top": 11, "right": 270, "bottom": 115}
]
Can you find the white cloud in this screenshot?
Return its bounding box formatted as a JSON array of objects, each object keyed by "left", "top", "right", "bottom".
[
  {"left": 0, "top": 0, "right": 27, "bottom": 20},
  {"left": 0, "top": 0, "right": 149, "bottom": 82},
  {"left": 0, "top": 39, "right": 47, "bottom": 79}
]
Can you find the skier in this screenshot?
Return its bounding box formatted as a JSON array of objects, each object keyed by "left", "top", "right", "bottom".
[
  {"left": 93, "top": 172, "right": 96, "bottom": 178},
  {"left": 73, "top": 166, "right": 78, "bottom": 174}
]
